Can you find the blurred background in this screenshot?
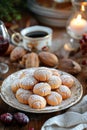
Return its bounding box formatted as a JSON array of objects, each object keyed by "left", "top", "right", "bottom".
[{"left": 0, "top": 0, "right": 72, "bottom": 29}]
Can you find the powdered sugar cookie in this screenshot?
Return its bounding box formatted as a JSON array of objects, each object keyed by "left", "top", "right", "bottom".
[
  {"left": 33, "top": 82, "right": 51, "bottom": 96},
  {"left": 11, "top": 79, "right": 20, "bottom": 93},
  {"left": 34, "top": 68, "right": 52, "bottom": 81},
  {"left": 28, "top": 94, "right": 46, "bottom": 109},
  {"left": 56, "top": 85, "right": 71, "bottom": 100},
  {"left": 19, "top": 69, "right": 35, "bottom": 79},
  {"left": 48, "top": 75, "right": 62, "bottom": 90},
  {"left": 51, "top": 69, "right": 60, "bottom": 76},
  {"left": 20, "top": 75, "right": 38, "bottom": 90},
  {"left": 61, "top": 74, "right": 74, "bottom": 88},
  {"left": 16, "top": 88, "right": 32, "bottom": 104},
  {"left": 46, "top": 91, "right": 62, "bottom": 106}
]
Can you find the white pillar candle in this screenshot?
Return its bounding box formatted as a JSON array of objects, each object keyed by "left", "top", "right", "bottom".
[{"left": 70, "top": 14, "right": 87, "bottom": 35}]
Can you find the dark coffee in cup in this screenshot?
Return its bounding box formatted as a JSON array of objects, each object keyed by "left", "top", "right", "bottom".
[{"left": 25, "top": 31, "right": 48, "bottom": 38}]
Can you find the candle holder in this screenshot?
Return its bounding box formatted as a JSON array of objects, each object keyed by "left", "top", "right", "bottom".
[{"left": 65, "top": 0, "right": 87, "bottom": 51}]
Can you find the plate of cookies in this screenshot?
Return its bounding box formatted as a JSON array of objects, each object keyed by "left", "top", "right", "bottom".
[{"left": 0, "top": 67, "right": 83, "bottom": 113}]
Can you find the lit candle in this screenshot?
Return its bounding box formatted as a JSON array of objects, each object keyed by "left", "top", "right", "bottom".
[{"left": 70, "top": 14, "right": 87, "bottom": 35}]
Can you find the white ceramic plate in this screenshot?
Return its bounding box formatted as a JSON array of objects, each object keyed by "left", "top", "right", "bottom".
[{"left": 1, "top": 68, "right": 83, "bottom": 113}]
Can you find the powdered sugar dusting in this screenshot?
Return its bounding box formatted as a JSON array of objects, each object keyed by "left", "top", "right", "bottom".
[
  {"left": 20, "top": 75, "right": 38, "bottom": 88},
  {"left": 61, "top": 74, "right": 74, "bottom": 83},
  {"left": 51, "top": 69, "right": 60, "bottom": 76},
  {"left": 59, "top": 85, "right": 71, "bottom": 93},
  {"left": 33, "top": 82, "right": 51, "bottom": 96},
  {"left": 34, "top": 68, "right": 52, "bottom": 81},
  {"left": 34, "top": 82, "right": 51, "bottom": 90},
  {"left": 48, "top": 76, "right": 62, "bottom": 89},
  {"left": 46, "top": 92, "right": 62, "bottom": 105},
  {"left": 48, "top": 92, "right": 62, "bottom": 100},
  {"left": 29, "top": 94, "right": 45, "bottom": 101},
  {"left": 29, "top": 94, "right": 46, "bottom": 107},
  {"left": 12, "top": 79, "right": 20, "bottom": 87},
  {"left": 61, "top": 74, "right": 74, "bottom": 87},
  {"left": 16, "top": 88, "right": 32, "bottom": 100}
]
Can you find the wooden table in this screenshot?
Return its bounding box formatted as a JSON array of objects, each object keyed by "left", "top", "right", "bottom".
[{"left": 0, "top": 20, "right": 87, "bottom": 130}]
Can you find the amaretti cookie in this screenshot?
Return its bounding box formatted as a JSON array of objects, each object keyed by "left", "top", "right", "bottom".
[
  {"left": 56, "top": 85, "right": 71, "bottom": 100},
  {"left": 48, "top": 75, "right": 62, "bottom": 90},
  {"left": 19, "top": 69, "right": 35, "bottom": 79},
  {"left": 51, "top": 69, "right": 60, "bottom": 76},
  {"left": 33, "top": 82, "right": 51, "bottom": 96},
  {"left": 61, "top": 74, "right": 74, "bottom": 88},
  {"left": 28, "top": 94, "right": 46, "bottom": 109},
  {"left": 20, "top": 76, "right": 38, "bottom": 90},
  {"left": 46, "top": 92, "right": 62, "bottom": 106},
  {"left": 16, "top": 88, "right": 32, "bottom": 104},
  {"left": 34, "top": 68, "right": 52, "bottom": 81},
  {"left": 11, "top": 79, "right": 20, "bottom": 93}
]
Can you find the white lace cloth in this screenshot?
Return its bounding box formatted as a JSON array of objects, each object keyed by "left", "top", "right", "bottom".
[{"left": 41, "top": 95, "right": 87, "bottom": 130}]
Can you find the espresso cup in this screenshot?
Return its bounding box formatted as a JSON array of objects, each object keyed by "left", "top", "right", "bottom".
[{"left": 11, "top": 25, "right": 53, "bottom": 51}]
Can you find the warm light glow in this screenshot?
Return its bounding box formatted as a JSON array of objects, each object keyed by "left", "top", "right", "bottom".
[
  {"left": 64, "top": 43, "right": 75, "bottom": 51},
  {"left": 70, "top": 14, "right": 87, "bottom": 35},
  {"left": 76, "top": 14, "right": 82, "bottom": 23},
  {"left": 81, "top": 5, "right": 85, "bottom": 11}
]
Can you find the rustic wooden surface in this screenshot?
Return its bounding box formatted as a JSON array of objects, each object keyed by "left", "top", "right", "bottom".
[{"left": 0, "top": 13, "right": 87, "bottom": 130}]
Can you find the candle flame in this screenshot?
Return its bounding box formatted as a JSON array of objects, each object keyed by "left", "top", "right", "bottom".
[
  {"left": 81, "top": 5, "right": 85, "bottom": 11},
  {"left": 76, "top": 14, "right": 82, "bottom": 23}
]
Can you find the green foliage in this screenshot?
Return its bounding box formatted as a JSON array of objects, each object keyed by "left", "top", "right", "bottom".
[{"left": 0, "top": 0, "right": 27, "bottom": 22}]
